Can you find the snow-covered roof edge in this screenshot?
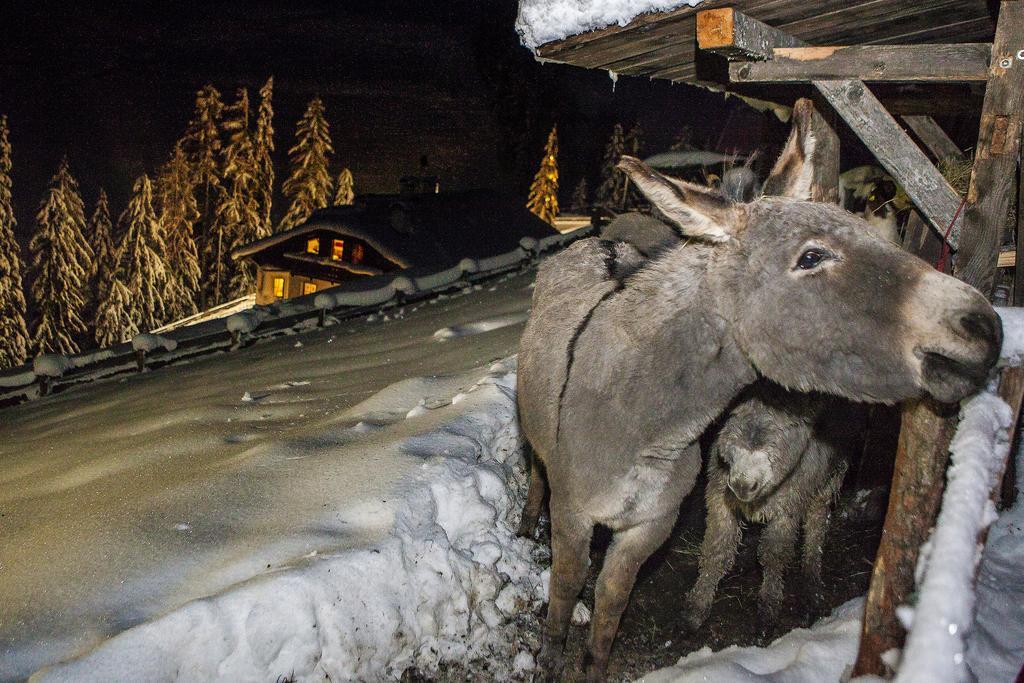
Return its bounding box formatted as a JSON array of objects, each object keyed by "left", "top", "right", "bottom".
[{"left": 515, "top": 0, "right": 705, "bottom": 51}]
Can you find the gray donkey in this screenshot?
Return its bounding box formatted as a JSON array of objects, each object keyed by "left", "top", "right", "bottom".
[
  {"left": 684, "top": 383, "right": 848, "bottom": 630},
  {"left": 515, "top": 103, "right": 1001, "bottom": 682}
]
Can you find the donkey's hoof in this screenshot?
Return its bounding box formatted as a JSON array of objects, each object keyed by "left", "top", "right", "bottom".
[
  {"left": 516, "top": 518, "right": 537, "bottom": 539},
  {"left": 681, "top": 597, "right": 710, "bottom": 632},
  {"left": 537, "top": 642, "right": 565, "bottom": 681}
]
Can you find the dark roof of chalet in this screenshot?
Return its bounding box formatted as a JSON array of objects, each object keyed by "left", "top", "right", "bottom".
[
  {"left": 532, "top": 1, "right": 996, "bottom": 110},
  {"left": 232, "top": 190, "right": 557, "bottom": 271}
]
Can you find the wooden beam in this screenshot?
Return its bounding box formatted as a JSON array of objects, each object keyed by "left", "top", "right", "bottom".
[
  {"left": 697, "top": 7, "right": 803, "bottom": 59},
  {"left": 729, "top": 44, "right": 991, "bottom": 83},
  {"left": 815, "top": 80, "right": 965, "bottom": 249},
  {"left": 901, "top": 115, "right": 966, "bottom": 162},
  {"left": 955, "top": 0, "right": 1024, "bottom": 296}
]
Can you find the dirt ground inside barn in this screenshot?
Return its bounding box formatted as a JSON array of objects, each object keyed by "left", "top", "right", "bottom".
[{"left": 556, "top": 480, "right": 886, "bottom": 682}]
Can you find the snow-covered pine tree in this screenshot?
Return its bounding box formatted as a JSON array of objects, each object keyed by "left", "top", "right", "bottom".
[
  {"left": 181, "top": 85, "right": 224, "bottom": 302},
  {"left": 622, "top": 121, "right": 645, "bottom": 209},
  {"left": 594, "top": 123, "right": 626, "bottom": 211},
  {"left": 87, "top": 189, "right": 117, "bottom": 339},
  {"left": 0, "top": 115, "right": 29, "bottom": 368},
  {"left": 29, "top": 159, "right": 93, "bottom": 355},
  {"left": 253, "top": 76, "right": 275, "bottom": 237},
  {"left": 156, "top": 143, "right": 202, "bottom": 322},
  {"left": 279, "top": 96, "right": 334, "bottom": 231},
  {"left": 215, "top": 89, "right": 265, "bottom": 300},
  {"left": 569, "top": 178, "right": 589, "bottom": 214},
  {"left": 117, "top": 174, "right": 169, "bottom": 332},
  {"left": 526, "top": 125, "right": 559, "bottom": 226},
  {"left": 94, "top": 278, "right": 137, "bottom": 348},
  {"left": 333, "top": 168, "right": 355, "bottom": 206}
]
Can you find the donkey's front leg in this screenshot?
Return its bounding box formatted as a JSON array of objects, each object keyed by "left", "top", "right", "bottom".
[
  {"left": 540, "top": 502, "right": 593, "bottom": 679},
  {"left": 757, "top": 513, "right": 799, "bottom": 623},
  {"left": 801, "top": 461, "right": 847, "bottom": 604},
  {"left": 586, "top": 512, "right": 677, "bottom": 682},
  {"left": 684, "top": 484, "right": 743, "bottom": 631}
]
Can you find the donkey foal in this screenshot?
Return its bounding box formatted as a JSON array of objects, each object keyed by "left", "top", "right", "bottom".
[{"left": 685, "top": 384, "right": 848, "bottom": 630}]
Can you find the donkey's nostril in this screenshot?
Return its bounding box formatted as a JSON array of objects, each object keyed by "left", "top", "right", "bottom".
[{"left": 960, "top": 312, "right": 998, "bottom": 345}]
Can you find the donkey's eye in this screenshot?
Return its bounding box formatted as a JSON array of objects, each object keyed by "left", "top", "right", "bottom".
[{"left": 796, "top": 249, "right": 827, "bottom": 270}]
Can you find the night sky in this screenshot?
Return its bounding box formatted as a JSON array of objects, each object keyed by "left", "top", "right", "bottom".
[{"left": 0, "top": 0, "right": 778, "bottom": 240}]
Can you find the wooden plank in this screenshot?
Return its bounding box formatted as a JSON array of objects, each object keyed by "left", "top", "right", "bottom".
[
  {"left": 901, "top": 115, "right": 966, "bottom": 161},
  {"left": 729, "top": 44, "right": 991, "bottom": 83},
  {"left": 814, "top": 80, "right": 965, "bottom": 249},
  {"left": 955, "top": 1, "right": 1024, "bottom": 296},
  {"left": 852, "top": 398, "right": 959, "bottom": 677}
]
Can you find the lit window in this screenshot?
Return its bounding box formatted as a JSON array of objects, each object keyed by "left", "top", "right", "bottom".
[
  {"left": 332, "top": 239, "right": 345, "bottom": 261},
  {"left": 306, "top": 238, "right": 319, "bottom": 254},
  {"left": 303, "top": 282, "right": 317, "bottom": 295},
  {"left": 272, "top": 277, "right": 285, "bottom": 298},
  {"left": 351, "top": 243, "right": 365, "bottom": 264}
]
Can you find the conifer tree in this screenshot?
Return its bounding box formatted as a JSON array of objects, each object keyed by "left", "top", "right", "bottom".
[
  {"left": 526, "top": 125, "right": 559, "bottom": 226},
  {"left": 214, "top": 89, "right": 265, "bottom": 300},
  {"left": 569, "top": 178, "right": 589, "bottom": 214},
  {"left": 622, "top": 122, "right": 645, "bottom": 209},
  {"left": 279, "top": 97, "right": 334, "bottom": 231},
  {"left": 595, "top": 123, "right": 626, "bottom": 210},
  {"left": 253, "top": 77, "right": 275, "bottom": 237},
  {"left": 156, "top": 143, "right": 201, "bottom": 321},
  {"left": 117, "top": 174, "right": 168, "bottom": 332},
  {"left": 94, "top": 278, "right": 137, "bottom": 347},
  {"left": 29, "top": 159, "right": 92, "bottom": 355},
  {"left": 87, "top": 189, "right": 117, "bottom": 339},
  {"left": 333, "top": 168, "right": 355, "bottom": 206},
  {"left": 0, "top": 116, "right": 29, "bottom": 368},
  {"left": 181, "top": 85, "right": 224, "bottom": 299}
]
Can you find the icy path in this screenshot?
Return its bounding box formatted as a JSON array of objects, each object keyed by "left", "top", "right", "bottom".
[{"left": 0, "top": 274, "right": 540, "bottom": 681}]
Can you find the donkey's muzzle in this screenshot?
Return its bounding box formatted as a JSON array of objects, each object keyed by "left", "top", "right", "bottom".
[{"left": 920, "top": 307, "right": 1002, "bottom": 403}]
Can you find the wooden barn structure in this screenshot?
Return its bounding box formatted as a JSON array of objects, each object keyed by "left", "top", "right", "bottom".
[{"left": 524, "top": 1, "right": 1024, "bottom": 677}]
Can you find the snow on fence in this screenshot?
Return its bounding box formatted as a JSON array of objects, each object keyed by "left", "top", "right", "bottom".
[{"left": 0, "top": 229, "right": 592, "bottom": 408}]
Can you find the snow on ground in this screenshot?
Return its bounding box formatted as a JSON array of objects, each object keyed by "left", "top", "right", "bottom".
[
  {"left": 0, "top": 271, "right": 542, "bottom": 682},
  {"left": 433, "top": 312, "right": 530, "bottom": 341},
  {"left": 644, "top": 598, "right": 864, "bottom": 683},
  {"left": 516, "top": 0, "right": 705, "bottom": 50}
]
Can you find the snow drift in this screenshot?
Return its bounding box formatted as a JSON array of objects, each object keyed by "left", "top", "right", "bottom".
[{"left": 32, "top": 359, "right": 544, "bottom": 682}]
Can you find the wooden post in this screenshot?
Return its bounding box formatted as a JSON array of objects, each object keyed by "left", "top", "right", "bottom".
[
  {"left": 955, "top": 1, "right": 1024, "bottom": 297},
  {"left": 852, "top": 399, "right": 958, "bottom": 677}
]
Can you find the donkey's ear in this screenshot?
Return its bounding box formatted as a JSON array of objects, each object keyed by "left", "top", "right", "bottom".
[
  {"left": 762, "top": 98, "right": 818, "bottom": 200},
  {"left": 617, "top": 156, "right": 738, "bottom": 243}
]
